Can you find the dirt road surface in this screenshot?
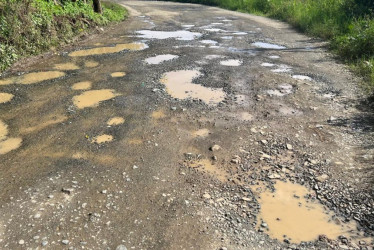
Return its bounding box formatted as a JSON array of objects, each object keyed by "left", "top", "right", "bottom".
[{"left": 0, "top": 1, "right": 373, "bottom": 249}]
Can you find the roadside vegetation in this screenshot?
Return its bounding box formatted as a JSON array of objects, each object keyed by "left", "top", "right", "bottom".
[
  {"left": 167, "top": 0, "right": 374, "bottom": 92},
  {"left": 0, "top": 0, "right": 127, "bottom": 73}
]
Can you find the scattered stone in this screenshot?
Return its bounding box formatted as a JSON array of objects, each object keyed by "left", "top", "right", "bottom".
[
  {"left": 171, "top": 107, "right": 177, "bottom": 111},
  {"left": 210, "top": 145, "right": 221, "bottom": 151},
  {"left": 34, "top": 213, "right": 41, "bottom": 219},
  {"left": 286, "top": 144, "right": 293, "bottom": 150},
  {"left": 133, "top": 165, "right": 138, "bottom": 169},
  {"left": 116, "top": 245, "right": 127, "bottom": 250},
  {"left": 101, "top": 190, "right": 107, "bottom": 194},
  {"left": 268, "top": 173, "right": 281, "bottom": 179},
  {"left": 62, "top": 240, "right": 69, "bottom": 245},
  {"left": 202, "top": 193, "right": 211, "bottom": 199},
  {"left": 61, "top": 188, "right": 74, "bottom": 195},
  {"left": 261, "top": 140, "right": 268, "bottom": 145},
  {"left": 231, "top": 155, "right": 241, "bottom": 164},
  {"left": 42, "top": 241, "right": 48, "bottom": 246},
  {"left": 19, "top": 240, "right": 25, "bottom": 245},
  {"left": 316, "top": 174, "right": 329, "bottom": 182}
]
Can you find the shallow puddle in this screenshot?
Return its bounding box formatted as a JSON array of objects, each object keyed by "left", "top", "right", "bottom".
[
  {"left": 233, "top": 32, "right": 247, "bottom": 35},
  {"left": 0, "top": 120, "right": 22, "bottom": 155},
  {"left": 84, "top": 61, "right": 99, "bottom": 68},
  {"left": 160, "top": 70, "right": 225, "bottom": 106},
  {"left": 69, "top": 43, "right": 148, "bottom": 57},
  {"left": 92, "top": 134, "right": 113, "bottom": 144},
  {"left": 111, "top": 72, "right": 126, "bottom": 77},
  {"left": 0, "top": 137, "right": 22, "bottom": 155},
  {"left": 190, "top": 159, "right": 228, "bottom": 182},
  {"left": 145, "top": 54, "right": 179, "bottom": 65},
  {"left": 0, "top": 71, "right": 65, "bottom": 85},
  {"left": 261, "top": 63, "right": 275, "bottom": 67},
  {"left": 136, "top": 30, "right": 202, "bottom": 40},
  {"left": 271, "top": 65, "right": 292, "bottom": 73},
  {"left": 220, "top": 59, "right": 242, "bottom": 66},
  {"left": 268, "top": 55, "right": 280, "bottom": 59},
  {"left": 128, "top": 138, "right": 143, "bottom": 145},
  {"left": 72, "top": 81, "right": 92, "bottom": 90},
  {"left": 192, "top": 128, "right": 210, "bottom": 137},
  {"left": 221, "top": 36, "right": 233, "bottom": 40},
  {"left": 73, "top": 89, "right": 120, "bottom": 109},
  {"left": 54, "top": 63, "right": 80, "bottom": 71},
  {"left": 151, "top": 110, "right": 166, "bottom": 119},
  {"left": 293, "top": 75, "right": 312, "bottom": 81},
  {"left": 0, "top": 120, "right": 8, "bottom": 140},
  {"left": 252, "top": 42, "right": 286, "bottom": 50},
  {"left": 107, "top": 117, "right": 125, "bottom": 126},
  {"left": 204, "top": 28, "right": 223, "bottom": 32},
  {"left": 200, "top": 40, "right": 218, "bottom": 45},
  {"left": 0, "top": 93, "right": 14, "bottom": 103},
  {"left": 257, "top": 181, "right": 360, "bottom": 243},
  {"left": 205, "top": 55, "right": 225, "bottom": 60},
  {"left": 182, "top": 24, "right": 195, "bottom": 28}
]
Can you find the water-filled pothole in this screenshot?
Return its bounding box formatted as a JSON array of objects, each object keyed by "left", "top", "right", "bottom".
[
  {"left": 252, "top": 42, "right": 286, "bottom": 50},
  {"left": 0, "top": 93, "right": 14, "bottom": 103},
  {"left": 69, "top": 43, "right": 148, "bottom": 57},
  {"left": 73, "top": 89, "right": 120, "bottom": 109},
  {"left": 145, "top": 54, "right": 179, "bottom": 65},
  {"left": 256, "top": 180, "right": 362, "bottom": 244},
  {"left": 136, "top": 30, "right": 202, "bottom": 41},
  {"left": 0, "top": 71, "right": 65, "bottom": 85},
  {"left": 160, "top": 70, "right": 225, "bottom": 105},
  {"left": 72, "top": 81, "right": 92, "bottom": 90}
]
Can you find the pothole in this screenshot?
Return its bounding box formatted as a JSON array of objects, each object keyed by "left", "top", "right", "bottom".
[
  {"left": 136, "top": 30, "right": 202, "bottom": 40},
  {"left": 91, "top": 134, "right": 113, "bottom": 144},
  {"left": 252, "top": 42, "right": 286, "bottom": 50},
  {"left": 71, "top": 81, "right": 92, "bottom": 90},
  {"left": 160, "top": 70, "right": 225, "bottom": 106},
  {"left": 220, "top": 59, "right": 242, "bottom": 66},
  {"left": 144, "top": 54, "right": 179, "bottom": 65},
  {"left": 69, "top": 43, "right": 148, "bottom": 57},
  {"left": 111, "top": 72, "right": 126, "bottom": 78},
  {"left": 256, "top": 180, "right": 361, "bottom": 244},
  {"left": 0, "top": 71, "right": 65, "bottom": 85},
  {"left": 107, "top": 117, "right": 125, "bottom": 126},
  {"left": 54, "top": 63, "right": 79, "bottom": 71},
  {"left": 0, "top": 93, "right": 14, "bottom": 103},
  {"left": 72, "top": 89, "right": 120, "bottom": 109}
]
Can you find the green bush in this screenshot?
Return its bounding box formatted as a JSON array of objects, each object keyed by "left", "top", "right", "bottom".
[{"left": 0, "top": 0, "right": 128, "bottom": 73}]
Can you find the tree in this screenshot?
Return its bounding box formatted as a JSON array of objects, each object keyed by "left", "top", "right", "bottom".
[{"left": 93, "top": 0, "right": 102, "bottom": 14}]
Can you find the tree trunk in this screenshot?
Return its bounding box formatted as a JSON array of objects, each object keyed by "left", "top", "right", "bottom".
[{"left": 93, "top": 0, "right": 102, "bottom": 14}]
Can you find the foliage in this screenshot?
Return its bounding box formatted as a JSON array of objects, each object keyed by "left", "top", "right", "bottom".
[
  {"left": 0, "top": 0, "right": 127, "bottom": 72},
  {"left": 164, "top": 0, "right": 374, "bottom": 92}
]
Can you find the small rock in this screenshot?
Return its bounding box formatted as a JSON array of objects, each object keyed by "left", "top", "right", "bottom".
[
  {"left": 34, "top": 213, "right": 41, "bottom": 219},
  {"left": 316, "top": 174, "right": 329, "bottom": 182},
  {"left": 202, "top": 193, "right": 211, "bottom": 199},
  {"left": 42, "top": 241, "right": 48, "bottom": 246},
  {"left": 19, "top": 240, "right": 25, "bottom": 245},
  {"left": 286, "top": 144, "right": 293, "bottom": 150},
  {"left": 261, "top": 140, "right": 268, "bottom": 145},
  {"left": 268, "top": 173, "right": 281, "bottom": 179},
  {"left": 210, "top": 145, "right": 221, "bottom": 151},
  {"left": 133, "top": 165, "right": 138, "bottom": 169},
  {"left": 171, "top": 107, "right": 177, "bottom": 111},
  {"left": 61, "top": 188, "right": 74, "bottom": 195},
  {"left": 116, "top": 245, "right": 128, "bottom": 250},
  {"left": 101, "top": 190, "right": 107, "bottom": 194},
  {"left": 62, "top": 240, "right": 69, "bottom": 245}
]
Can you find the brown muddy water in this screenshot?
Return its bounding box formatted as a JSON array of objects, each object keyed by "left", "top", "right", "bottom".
[
  {"left": 91, "top": 134, "right": 114, "bottom": 144},
  {"left": 111, "top": 72, "right": 126, "bottom": 77},
  {"left": 107, "top": 117, "right": 125, "bottom": 126},
  {"left": 0, "top": 120, "right": 22, "bottom": 155},
  {"left": 54, "top": 63, "right": 80, "bottom": 71},
  {"left": 0, "top": 93, "right": 14, "bottom": 103},
  {"left": 256, "top": 181, "right": 362, "bottom": 243},
  {"left": 160, "top": 70, "right": 225, "bottom": 105},
  {"left": 0, "top": 71, "right": 65, "bottom": 85},
  {"left": 72, "top": 81, "right": 92, "bottom": 90},
  {"left": 69, "top": 43, "right": 148, "bottom": 57},
  {"left": 72, "top": 89, "right": 120, "bottom": 109}
]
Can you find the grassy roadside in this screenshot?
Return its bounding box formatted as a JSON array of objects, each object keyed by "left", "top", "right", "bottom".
[
  {"left": 167, "top": 0, "right": 374, "bottom": 93},
  {"left": 0, "top": 0, "right": 127, "bottom": 73}
]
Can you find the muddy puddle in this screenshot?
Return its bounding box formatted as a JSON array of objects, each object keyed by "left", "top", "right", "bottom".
[
  {"left": 84, "top": 61, "right": 99, "bottom": 68},
  {"left": 107, "top": 117, "right": 125, "bottom": 126},
  {"left": 72, "top": 81, "right": 92, "bottom": 90},
  {"left": 111, "top": 72, "right": 126, "bottom": 77},
  {"left": 256, "top": 181, "right": 362, "bottom": 243},
  {"left": 92, "top": 134, "right": 113, "bottom": 144},
  {"left": 267, "top": 84, "right": 293, "bottom": 97},
  {"left": 136, "top": 30, "right": 202, "bottom": 40},
  {"left": 145, "top": 54, "right": 179, "bottom": 65},
  {"left": 190, "top": 159, "right": 228, "bottom": 182},
  {"left": 261, "top": 63, "right": 275, "bottom": 67},
  {"left": 0, "top": 93, "right": 14, "bottom": 103},
  {"left": 73, "top": 89, "right": 120, "bottom": 109},
  {"left": 0, "top": 120, "right": 22, "bottom": 155},
  {"left": 205, "top": 55, "right": 225, "bottom": 60},
  {"left": 54, "top": 63, "right": 79, "bottom": 71},
  {"left": 0, "top": 71, "right": 65, "bottom": 85},
  {"left": 252, "top": 42, "right": 286, "bottom": 50},
  {"left": 220, "top": 59, "right": 242, "bottom": 66},
  {"left": 160, "top": 70, "right": 225, "bottom": 105},
  {"left": 200, "top": 40, "right": 218, "bottom": 45},
  {"left": 69, "top": 43, "right": 148, "bottom": 57},
  {"left": 271, "top": 65, "right": 292, "bottom": 73},
  {"left": 293, "top": 75, "right": 313, "bottom": 81}
]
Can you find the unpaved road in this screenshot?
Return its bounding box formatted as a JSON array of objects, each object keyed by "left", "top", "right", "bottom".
[{"left": 0, "top": 1, "right": 374, "bottom": 249}]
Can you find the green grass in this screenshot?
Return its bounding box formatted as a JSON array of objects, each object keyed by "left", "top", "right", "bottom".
[
  {"left": 0, "top": 0, "right": 128, "bottom": 73},
  {"left": 165, "top": 0, "right": 374, "bottom": 93}
]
